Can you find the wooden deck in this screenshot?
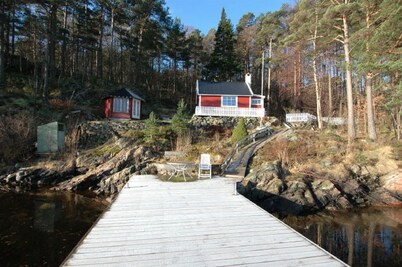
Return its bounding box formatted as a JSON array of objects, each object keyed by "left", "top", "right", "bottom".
[{"left": 62, "top": 175, "right": 348, "bottom": 267}]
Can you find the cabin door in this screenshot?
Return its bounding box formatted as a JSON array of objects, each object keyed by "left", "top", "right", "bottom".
[{"left": 132, "top": 99, "right": 141, "bottom": 119}]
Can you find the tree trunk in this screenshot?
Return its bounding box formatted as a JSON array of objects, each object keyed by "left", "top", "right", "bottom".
[
  {"left": 365, "top": 6, "right": 377, "bottom": 141},
  {"left": 267, "top": 38, "right": 272, "bottom": 102},
  {"left": 173, "top": 57, "right": 177, "bottom": 93},
  {"left": 43, "top": 48, "right": 50, "bottom": 103},
  {"left": 119, "top": 31, "right": 123, "bottom": 83},
  {"left": 97, "top": 5, "right": 104, "bottom": 80},
  {"left": 0, "top": 1, "right": 5, "bottom": 90},
  {"left": 135, "top": 24, "right": 145, "bottom": 85},
  {"left": 108, "top": 7, "right": 114, "bottom": 82},
  {"left": 11, "top": 3, "right": 15, "bottom": 58},
  {"left": 317, "top": 223, "right": 322, "bottom": 247},
  {"left": 328, "top": 50, "right": 333, "bottom": 117},
  {"left": 343, "top": 13, "right": 356, "bottom": 146},
  {"left": 33, "top": 30, "right": 39, "bottom": 95},
  {"left": 61, "top": 1, "right": 68, "bottom": 78},
  {"left": 313, "top": 11, "right": 323, "bottom": 129},
  {"left": 43, "top": 2, "right": 58, "bottom": 103},
  {"left": 366, "top": 73, "right": 377, "bottom": 140},
  {"left": 261, "top": 49, "right": 264, "bottom": 96},
  {"left": 367, "top": 223, "right": 375, "bottom": 267},
  {"left": 293, "top": 57, "right": 297, "bottom": 107},
  {"left": 346, "top": 224, "right": 354, "bottom": 266}
]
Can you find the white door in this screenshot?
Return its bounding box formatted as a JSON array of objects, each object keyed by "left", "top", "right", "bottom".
[{"left": 131, "top": 99, "right": 141, "bottom": 119}]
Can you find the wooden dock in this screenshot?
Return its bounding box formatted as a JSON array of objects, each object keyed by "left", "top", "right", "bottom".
[{"left": 62, "top": 175, "right": 348, "bottom": 267}]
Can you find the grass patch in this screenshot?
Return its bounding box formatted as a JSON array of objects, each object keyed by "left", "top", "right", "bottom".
[
  {"left": 92, "top": 143, "right": 121, "bottom": 157},
  {"left": 123, "top": 129, "right": 144, "bottom": 140}
]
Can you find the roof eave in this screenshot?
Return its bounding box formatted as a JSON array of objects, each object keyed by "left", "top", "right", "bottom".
[{"left": 246, "top": 83, "right": 255, "bottom": 95}]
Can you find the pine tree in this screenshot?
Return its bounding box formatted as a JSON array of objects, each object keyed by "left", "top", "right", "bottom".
[
  {"left": 207, "top": 8, "right": 240, "bottom": 81},
  {"left": 231, "top": 118, "right": 248, "bottom": 143},
  {"left": 143, "top": 111, "right": 159, "bottom": 143},
  {"left": 166, "top": 18, "right": 187, "bottom": 93},
  {"left": 286, "top": 0, "right": 327, "bottom": 129},
  {"left": 235, "top": 13, "right": 257, "bottom": 74},
  {"left": 171, "top": 99, "right": 190, "bottom": 135},
  {"left": 0, "top": 1, "right": 6, "bottom": 90},
  {"left": 354, "top": 0, "right": 383, "bottom": 141},
  {"left": 321, "top": 0, "right": 360, "bottom": 148}
]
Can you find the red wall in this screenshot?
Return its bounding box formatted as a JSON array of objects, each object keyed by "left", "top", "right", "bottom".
[
  {"left": 104, "top": 97, "right": 131, "bottom": 119},
  {"left": 104, "top": 98, "right": 112, "bottom": 117},
  {"left": 238, "top": 96, "right": 250, "bottom": 108},
  {"left": 201, "top": 95, "right": 221, "bottom": 107}
]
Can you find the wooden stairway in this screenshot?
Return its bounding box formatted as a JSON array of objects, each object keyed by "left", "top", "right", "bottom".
[{"left": 222, "top": 128, "right": 289, "bottom": 178}]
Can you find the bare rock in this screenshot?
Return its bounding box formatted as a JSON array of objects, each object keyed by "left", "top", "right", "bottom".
[{"left": 381, "top": 169, "right": 402, "bottom": 195}]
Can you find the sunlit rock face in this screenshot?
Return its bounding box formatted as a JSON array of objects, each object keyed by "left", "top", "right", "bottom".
[
  {"left": 239, "top": 159, "right": 402, "bottom": 215},
  {"left": 381, "top": 170, "right": 402, "bottom": 193}
]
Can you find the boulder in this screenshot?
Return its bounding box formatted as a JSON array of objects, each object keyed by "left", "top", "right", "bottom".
[{"left": 381, "top": 169, "right": 402, "bottom": 195}]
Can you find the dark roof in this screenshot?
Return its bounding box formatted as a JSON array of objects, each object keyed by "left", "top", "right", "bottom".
[
  {"left": 107, "top": 88, "right": 145, "bottom": 101},
  {"left": 198, "top": 81, "right": 253, "bottom": 96}
]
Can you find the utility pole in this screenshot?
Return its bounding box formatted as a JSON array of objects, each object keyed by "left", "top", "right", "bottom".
[
  {"left": 260, "top": 49, "right": 265, "bottom": 127},
  {"left": 267, "top": 38, "right": 272, "bottom": 116},
  {"left": 261, "top": 49, "right": 264, "bottom": 96}
]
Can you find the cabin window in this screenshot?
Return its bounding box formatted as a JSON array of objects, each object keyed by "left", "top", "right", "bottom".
[
  {"left": 222, "top": 96, "right": 237, "bottom": 107},
  {"left": 251, "top": 99, "right": 261, "bottom": 105},
  {"left": 113, "top": 97, "right": 129, "bottom": 113}
]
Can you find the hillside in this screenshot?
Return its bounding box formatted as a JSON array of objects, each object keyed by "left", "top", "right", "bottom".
[{"left": 240, "top": 127, "right": 402, "bottom": 214}]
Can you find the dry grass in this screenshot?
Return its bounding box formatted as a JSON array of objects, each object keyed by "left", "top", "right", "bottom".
[
  {"left": 0, "top": 110, "right": 37, "bottom": 164},
  {"left": 255, "top": 128, "right": 401, "bottom": 177},
  {"left": 175, "top": 129, "right": 192, "bottom": 151}
]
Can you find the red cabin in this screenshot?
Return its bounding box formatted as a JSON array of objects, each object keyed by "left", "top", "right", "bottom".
[
  {"left": 104, "top": 88, "right": 145, "bottom": 120},
  {"left": 195, "top": 74, "right": 265, "bottom": 117}
]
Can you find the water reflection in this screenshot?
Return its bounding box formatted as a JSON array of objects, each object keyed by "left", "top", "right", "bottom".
[
  {"left": 0, "top": 190, "right": 106, "bottom": 267},
  {"left": 280, "top": 207, "right": 402, "bottom": 267}
]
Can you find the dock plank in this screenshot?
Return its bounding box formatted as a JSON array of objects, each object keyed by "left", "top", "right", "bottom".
[{"left": 62, "top": 175, "right": 347, "bottom": 267}]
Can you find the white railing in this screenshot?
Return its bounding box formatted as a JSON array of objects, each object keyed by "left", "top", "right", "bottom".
[
  {"left": 322, "top": 117, "right": 347, "bottom": 125},
  {"left": 195, "top": 106, "right": 265, "bottom": 117},
  {"left": 286, "top": 113, "right": 317, "bottom": 122},
  {"left": 286, "top": 113, "right": 346, "bottom": 125}
]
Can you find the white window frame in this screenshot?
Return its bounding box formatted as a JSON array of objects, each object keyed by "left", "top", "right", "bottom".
[
  {"left": 132, "top": 99, "right": 141, "bottom": 119},
  {"left": 222, "top": 96, "right": 237, "bottom": 107},
  {"left": 251, "top": 98, "right": 261, "bottom": 105},
  {"left": 113, "top": 97, "right": 129, "bottom": 113}
]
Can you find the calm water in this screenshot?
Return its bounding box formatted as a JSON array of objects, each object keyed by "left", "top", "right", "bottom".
[
  {"left": 280, "top": 207, "right": 402, "bottom": 267},
  {"left": 0, "top": 189, "right": 107, "bottom": 267},
  {"left": 1, "top": 190, "right": 401, "bottom": 267}
]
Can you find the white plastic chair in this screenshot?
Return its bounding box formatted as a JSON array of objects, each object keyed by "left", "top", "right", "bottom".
[{"left": 198, "top": 154, "right": 212, "bottom": 179}]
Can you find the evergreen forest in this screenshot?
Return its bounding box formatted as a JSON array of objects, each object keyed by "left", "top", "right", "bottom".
[{"left": 0, "top": 0, "right": 401, "bottom": 150}]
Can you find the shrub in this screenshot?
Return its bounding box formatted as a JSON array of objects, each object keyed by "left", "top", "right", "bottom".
[
  {"left": 123, "top": 129, "right": 144, "bottom": 141},
  {"left": 0, "top": 111, "right": 37, "bottom": 164},
  {"left": 171, "top": 99, "right": 190, "bottom": 135},
  {"left": 142, "top": 112, "right": 169, "bottom": 149},
  {"left": 143, "top": 111, "right": 159, "bottom": 143},
  {"left": 231, "top": 118, "right": 248, "bottom": 143}
]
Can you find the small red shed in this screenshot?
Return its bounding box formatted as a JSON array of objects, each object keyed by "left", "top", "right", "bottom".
[{"left": 104, "top": 88, "right": 145, "bottom": 120}]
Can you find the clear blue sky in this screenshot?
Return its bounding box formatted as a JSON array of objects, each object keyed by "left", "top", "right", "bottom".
[{"left": 165, "top": 0, "right": 294, "bottom": 34}]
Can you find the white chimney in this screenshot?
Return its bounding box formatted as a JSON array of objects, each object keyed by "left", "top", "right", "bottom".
[{"left": 245, "top": 73, "right": 251, "bottom": 86}]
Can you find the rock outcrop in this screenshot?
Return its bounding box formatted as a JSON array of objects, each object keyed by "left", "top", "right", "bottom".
[
  {"left": 76, "top": 120, "right": 144, "bottom": 149},
  {"left": 0, "top": 141, "right": 158, "bottom": 197},
  {"left": 239, "top": 160, "right": 402, "bottom": 215},
  {"left": 190, "top": 115, "right": 281, "bottom": 129},
  {"left": 0, "top": 119, "right": 157, "bottom": 199}
]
